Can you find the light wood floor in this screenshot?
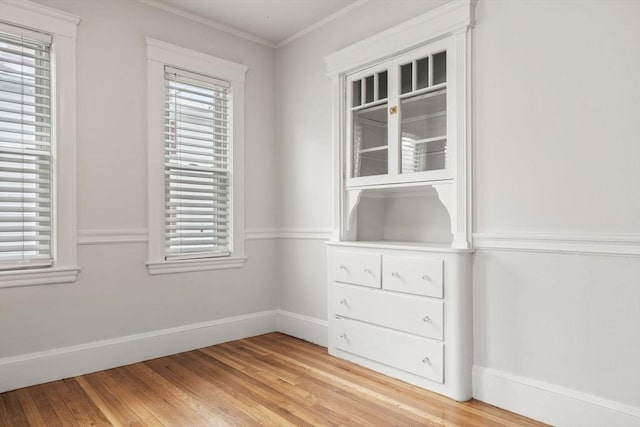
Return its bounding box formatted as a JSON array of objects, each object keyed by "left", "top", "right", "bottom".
[{"left": 0, "top": 333, "right": 546, "bottom": 426}]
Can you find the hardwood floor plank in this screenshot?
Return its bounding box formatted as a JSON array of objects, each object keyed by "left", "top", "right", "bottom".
[
  {"left": 38, "top": 382, "right": 80, "bottom": 426},
  {"left": 13, "top": 389, "right": 47, "bottom": 427},
  {"left": 80, "top": 371, "right": 148, "bottom": 426},
  {"left": 0, "top": 333, "right": 547, "bottom": 426},
  {"left": 1, "top": 391, "right": 30, "bottom": 427},
  {"left": 145, "top": 355, "right": 265, "bottom": 425}
]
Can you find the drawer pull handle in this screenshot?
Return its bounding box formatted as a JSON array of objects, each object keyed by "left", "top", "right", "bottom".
[
  {"left": 422, "top": 356, "right": 431, "bottom": 364},
  {"left": 339, "top": 298, "right": 348, "bottom": 305},
  {"left": 391, "top": 272, "right": 400, "bottom": 278},
  {"left": 340, "top": 333, "right": 348, "bottom": 340},
  {"left": 339, "top": 265, "right": 348, "bottom": 271},
  {"left": 423, "top": 315, "right": 431, "bottom": 323},
  {"left": 422, "top": 274, "right": 431, "bottom": 281},
  {"left": 364, "top": 268, "right": 373, "bottom": 275}
]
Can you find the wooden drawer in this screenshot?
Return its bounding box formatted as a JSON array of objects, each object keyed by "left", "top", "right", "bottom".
[
  {"left": 334, "top": 284, "right": 443, "bottom": 340},
  {"left": 334, "top": 318, "right": 444, "bottom": 383},
  {"left": 382, "top": 255, "right": 444, "bottom": 298},
  {"left": 333, "top": 250, "right": 381, "bottom": 288}
]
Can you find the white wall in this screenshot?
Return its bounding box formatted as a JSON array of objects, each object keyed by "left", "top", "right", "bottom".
[
  {"left": 0, "top": 0, "right": 278, "bottom": 361},
  {"left": 276, "top": 0, "right": 640, "bottom": 424},
  {"left": 275, "top": 0, "right": 450, "bottom": 325}
]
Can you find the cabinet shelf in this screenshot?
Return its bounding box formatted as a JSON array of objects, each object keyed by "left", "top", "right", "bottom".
[
  {"left": 409, "top": 136, "right": 446, "bottom": 145},
  {"left": 359, "top": 145, "right": 388, "bottom": 154}
]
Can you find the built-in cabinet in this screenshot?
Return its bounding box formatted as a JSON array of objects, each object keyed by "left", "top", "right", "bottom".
[
  {"left": 348, "top": 40, "right": 453, "bottom": 187},
  {"left": 325, "top": 0, "right": 475, "bottom": 402}
]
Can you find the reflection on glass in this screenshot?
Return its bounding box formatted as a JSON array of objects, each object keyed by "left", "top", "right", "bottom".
[
  {"left": 365, "top": 75, "right": 375, "bottom": 103},
  {"left": 400, "top": 89, "right": 446, "bottom": 173},
  {"left": 400, "top": 63, "right": 412, "bottom": 94},
  {"left": 377, "top": 71, "right": 388, "bottom": 99},
  {"left": 433, "top": 51, "right": 447, "bottom": 85},
  {"left": 352, "top": 102, "right": 388, "bottom": 177},
  {"left": 417, "top": 57, "right": 429, "bottom": 89},
  {"left": 352, "top": 80, "right": 361, "bottom": 107}
]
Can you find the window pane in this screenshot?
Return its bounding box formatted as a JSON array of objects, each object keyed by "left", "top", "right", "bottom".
[
  {"left": 433, "top": 51, "right": 446, "bottom": 85},
  {"left": 365, "top": 75, "right": 374, "bottom": 104},
  {"left": 400, "top": 89, "right": 447, "bottom": 173},
  {"left": 0, "top": 27, "right": 53, "bottom": 268},
  {"left": 377, "top": 71, "right": 388, "bottom": 100},
  {"left": 417, "top": 57, "right": 429, "bottom": 89},
  {"left": 352, "top": 79, "right": 361, "bottom": 107},
  {"left": 352, "top": 102, "right": 388, "bottom": 177},
  {"left": 400, "top": 63, "right": 413, "bottom": 94},
  {"left": 164, "top": 67, "right": 232, "bottom": 259}
]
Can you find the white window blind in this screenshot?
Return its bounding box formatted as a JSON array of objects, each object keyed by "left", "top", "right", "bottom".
[
  {"left": 164, "top": 66, "right": 232, "bottom": 260},
  {"left": 0, "top": 24, "right": 53, "bottom": 269}
]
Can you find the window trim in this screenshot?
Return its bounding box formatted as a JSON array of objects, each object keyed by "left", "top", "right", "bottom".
[
  {"left": 0, "top": 0, "right": 80, "bottom": 288},
  {"left": 145, "top": 38, "right": 247, "bottom": 275}
]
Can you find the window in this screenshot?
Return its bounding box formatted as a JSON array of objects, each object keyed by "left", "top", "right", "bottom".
[
  {"left": 0, "top": 2, "right": 79, "bottom": 288},
  {"left": 146, "top": 38, "right": 246, "bottom": 274},
  {"left": 0, "top": 25, "right": 53, "bottom": 269},
  {"left": 164, "top": 67, "right": 231, "bottom": 259}
]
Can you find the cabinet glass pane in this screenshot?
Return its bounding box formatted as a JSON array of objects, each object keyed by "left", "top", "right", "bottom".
[
  {"left": 433, "top": 51, "right": 446, "bottom": 85},
  {"left": 365, "top": 75, "right": 375, "bottom": 103},
  {"left": 400, "top": 89, "right": 446, "bottom": 174},
  {"left": 400, "top": 63, "right": 412, "bottom": 94},
  {"left": 378, "top": 71, "right": 388, "bottom": 99},
  {"left": 352, "top": 80, "right": 362, "bottom": 107},
  {"left": 352, "top": 103, "right": 388, "bottom": 177},
  {"left": 417, "top": 57, "right": 429, "bottom": 89}
]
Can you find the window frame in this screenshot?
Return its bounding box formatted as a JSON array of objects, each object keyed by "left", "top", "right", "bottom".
[
  {"left": 145, "top": 38, "right": 247, "bottom": 275},
  {"left": 0, "top": 0, "right": 80, "bottom": 288}
]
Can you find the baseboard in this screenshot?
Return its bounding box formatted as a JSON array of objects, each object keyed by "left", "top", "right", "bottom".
[
  {"left": 276, "top": 310, "right": 328, "bottom": 347},
  {"left": 0, "top": 310, "right": 278, "bottom": 393},
  {"left": 473, "top": 366, "right": 640, "bottom": 427}
]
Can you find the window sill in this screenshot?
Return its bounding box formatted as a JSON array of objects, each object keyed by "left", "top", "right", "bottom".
[
  {"left": 0, "top": 266, "right": 80, "bottom": 289},
  {"left": 146, "top": 256, "right": 247, "bottom": 275}
]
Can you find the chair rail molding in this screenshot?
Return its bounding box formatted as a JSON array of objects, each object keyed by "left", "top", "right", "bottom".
[
  {"left": 77, "top": 229, "right": 149, "bottom": 245},
  {"left": 77, "top": 228, "right": 333, "bottom": 245},
  {"left": 473, "top": 232, "right": 640, "bottom": 257}
]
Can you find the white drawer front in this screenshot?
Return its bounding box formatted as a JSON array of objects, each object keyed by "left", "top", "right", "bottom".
[
  {"left": 333, "top": 251, "right": 381, "bottom": 288},
  {"left": 383, "top": 255, "right": 444, "bottom": 298},
  {"left": 334, "top": 318, "right": 444, "bottom": 383},
  {"left": 334, "top": 284, "right": 443, "bottom": 340}
]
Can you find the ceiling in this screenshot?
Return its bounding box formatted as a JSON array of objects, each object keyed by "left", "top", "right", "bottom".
[{"left": 145, "top": 0, "right": 362, "bottom": 46}]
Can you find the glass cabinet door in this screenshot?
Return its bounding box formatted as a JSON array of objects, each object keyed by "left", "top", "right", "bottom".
[
  {"left": 350, "top": 70, "right": 389, "bottom": 178},
  {"left": 398, "top": 50, "right": 448, "bottom": 175}
]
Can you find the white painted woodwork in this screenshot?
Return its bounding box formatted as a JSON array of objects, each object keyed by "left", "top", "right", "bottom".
[
  {"left": 333, "top": 250, "right": 381, "bottom": 288},
  {"left": 334, "top": 317, "right": 444, "bottom": 383},
  {"left": 334, "top": 283, "right": 444, "bottom": 340},
  {"left": 382, "top": 254, "right": 444, "bottom": 298},
  {"left": 325, "top": 0, "right": 474, "bottom": 402},
  {"left": 328, "top": 244, "right": 473, "bottom": 401}
]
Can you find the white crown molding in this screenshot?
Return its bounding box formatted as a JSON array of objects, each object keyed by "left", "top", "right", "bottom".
[
  {"left": 276, "top": 0, "right": 370, "bottom": 48},
  {"left": 473, "top": 232, "right": 640, "bottom": 257},
  {"left": 324, "top": 0, "right": 474, "bottom": 76},
  {"left": 473, "top": 366, "right": 640, "bottom": 427},
  {"left": 137, "top": 0, "right": 276, "bottom": 48},
  {"left": 1, "top": 0, "right": 81, "bottom": 30},
  {"left": 0, "top": 310, "right": 278, "bottom": 393}
]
